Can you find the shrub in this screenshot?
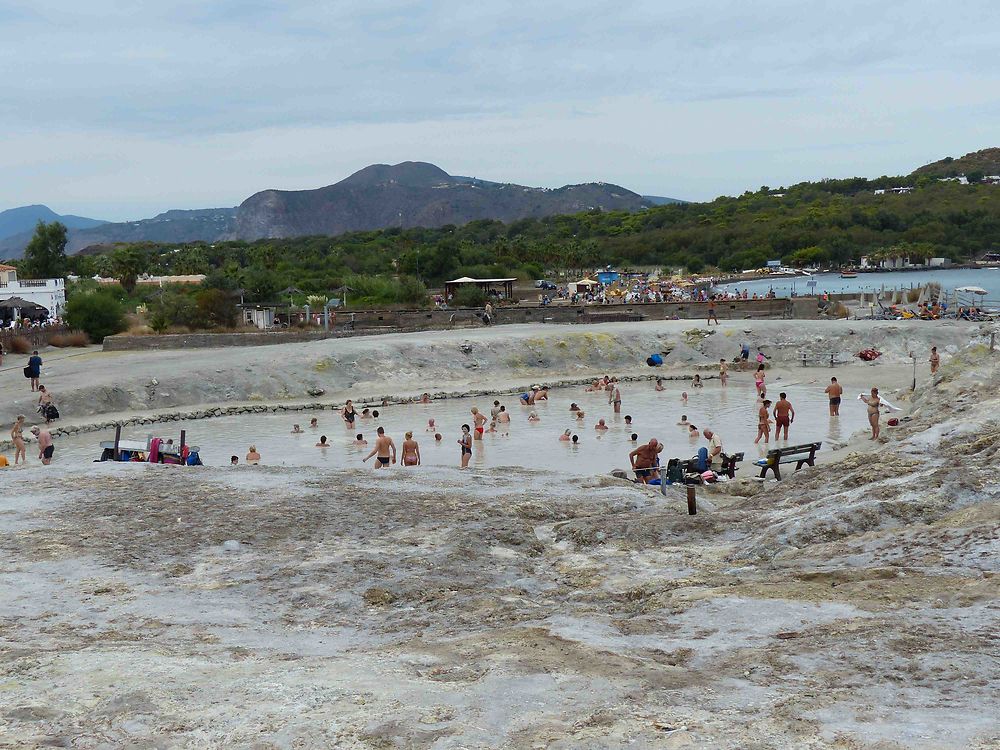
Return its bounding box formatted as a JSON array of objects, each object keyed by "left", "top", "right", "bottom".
[
  {"left": 6, "top": 335, "right": 31, "bottom": 354},
  {"left": 47, "top": 331, "right": 91, "bottom": 348},
  {"left": 195, "top": 288, "right": 239, "bottom": 328},
  {"left": 65, "top": 289, "right": 127, "bottom": 343},
  {"left": 452, "top": 285, "right": 486, "bottom": 307}
]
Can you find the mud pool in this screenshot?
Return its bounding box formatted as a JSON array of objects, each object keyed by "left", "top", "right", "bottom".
[{"left": 54, "top": 377, "right": 872, "bottom": 471}]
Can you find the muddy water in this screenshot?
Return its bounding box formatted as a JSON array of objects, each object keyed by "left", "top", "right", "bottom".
[{"left": 52, "top": 374, "right": 872, "bottom": 473}]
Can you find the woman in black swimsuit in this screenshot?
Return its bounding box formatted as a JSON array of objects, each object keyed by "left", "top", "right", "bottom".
[
  {"left": 458, "top": 424, "right": 472, "bottom": 468},
  {"left": 342, "top": 399, "right": 357, "bottom": 426}
]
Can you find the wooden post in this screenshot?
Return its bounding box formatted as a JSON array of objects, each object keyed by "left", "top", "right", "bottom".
[
  {"left": 113, "top": 424, "right": 121, "bottom": 461},
  {"left": 179, "top": 429, "right": 186, "bottom": 451},
  {"left": 686, "top": 485, "right": 697, "bottom": 515},
  {"left": 991, "top": 332, "right": 996, "bottom": 352}
]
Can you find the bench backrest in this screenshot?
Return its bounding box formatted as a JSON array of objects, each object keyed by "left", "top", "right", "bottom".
[{"left": 765, "top": 442, "right": 822, "bottom": 460}]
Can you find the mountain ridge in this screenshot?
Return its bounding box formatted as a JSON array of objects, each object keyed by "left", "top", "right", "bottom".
[
  {"left": 0, "top": 204, "right": 107, "bottom": 242},
  {"left": 232, "top": 161, "right": 654, "bottom": 240}
]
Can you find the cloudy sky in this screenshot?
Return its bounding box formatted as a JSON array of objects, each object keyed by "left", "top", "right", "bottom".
[{"left": 1, "top": 0, "right": 998, "bottom": 220}]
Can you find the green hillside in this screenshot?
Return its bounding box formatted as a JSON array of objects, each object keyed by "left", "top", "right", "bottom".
[
  {"left": 912, "top": 148, "right": 1000, "bottom": 179},
  {"left": 33, "top": 160, "right": 1000, "bottom": 308}
]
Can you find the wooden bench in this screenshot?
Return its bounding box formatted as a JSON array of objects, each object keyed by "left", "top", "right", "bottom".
[{"left": 756, "top": 442, "right": 821, "bottom": 480}]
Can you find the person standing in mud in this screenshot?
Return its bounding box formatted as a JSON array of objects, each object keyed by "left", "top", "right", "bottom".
[
  {"left": 773, "top": 392, "right": 795, "bottom": 440},
  {"left": 471, "top": 407, "right": 487, "bottom": 440},
  {"left": 860, "top": 387, "right": 882, "bottom": 440},
  {"left": 401, "top": 432, "right": 420, "bottom": 466},
  {"left": 719, "top": 358, "right": 728, "bottom": 386},
  {"left": 31, "top": 426, "right": 53, "bottom": 465},
  {"left": 629, "top": 438, "right": 660, "bottom": 483},
  {"left": 362, "top": 426, "right": 396, "bottom": 468},
  {"left": 608, "top": 379, "right": 622, "bottom": 414},
  {"left": 929, "top": 346, "right": 941, "bottom": 375},
  {"left": 341, "top": 400, "right": 357, "bottom": 427},
  {"left": 825, "top": 377, "right": 843, "bottom": 416},
  {"left": 458, "top": 424, "right": 473, "bottom": 468},
  {"left": 754, "top": 399, "right": 772, "bottom": 444}
]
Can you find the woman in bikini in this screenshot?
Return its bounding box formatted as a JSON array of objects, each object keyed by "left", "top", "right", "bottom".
[
  {"left": 754, "top": 399, "right": 772, "bottom": 444},
  {"left": 10, "top": 415, "right": 26, "bottom": 465},
  {"left": 341, "top": 400, "right": 357, "bottom": 427},
  {"left": 458, "top": 424, "right": 472, "bottom": 468},
  {"left": 401, "top": 432, "right": 420, "bottom": 466},
  {"left": 754, "top": 364, "right": 766, "bottom": 397},
  {"left": 860, "top": 387, "right": 881, "bottom": 440},
  {"left": 719, "top": 359, "right": 728, "bottom": 386}
]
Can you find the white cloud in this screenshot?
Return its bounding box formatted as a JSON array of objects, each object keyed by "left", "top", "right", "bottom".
[{"left": 0, "top": 0, "right": 998, "bottom": 219}]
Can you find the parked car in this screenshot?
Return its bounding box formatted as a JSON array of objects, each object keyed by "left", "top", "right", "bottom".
[{"left": 535, "top": 280, "right": 557, "bottom": 290}]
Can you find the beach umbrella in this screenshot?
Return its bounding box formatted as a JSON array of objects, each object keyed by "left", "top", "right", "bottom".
[{"left": 332, "top": 284, "right": 355, "bottom": 307}]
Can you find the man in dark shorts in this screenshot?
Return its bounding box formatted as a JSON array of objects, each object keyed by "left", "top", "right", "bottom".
[
  {"left": 773, "top": 392, "right": 795, "bottom": 440},
  {"left": 27, "top": 350, "right": 42, "bottom": 392},
  {"left": 31, "top": 426, "right": 53, "bottom": 465},
  {"left": 363, "top": 426, "right": 396, "bottom": 468},
  {"left": 707, "top": 296, "right": 719, "bottom": 326},
  {"left": 825, "top": 377, "right": 843, "bottom": 416},
  {"left": 629, "top": 438, "right": 660, "bottom": 483}
]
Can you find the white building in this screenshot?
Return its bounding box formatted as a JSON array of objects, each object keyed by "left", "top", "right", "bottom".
[{"left": 0, "top": 264, "right": 67, "bottom": 316}]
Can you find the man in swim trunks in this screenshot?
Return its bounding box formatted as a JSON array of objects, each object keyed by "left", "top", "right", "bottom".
[
  {"left": 491, "top": 400, "right": 502, "bottom": 419},
  {"left": 707, "top": 296, "right": 719, "bottom": 326},
  {"left": 629, "top": 438, "right": 660, "bottom": 483},
  {"left": 773, "top": 392, "right": 795, "bottom": 440},
  {"left": 471, "top": 407, "right": 487, "bottom": 439},
  {"left": 363, "top": 426, "right": 396, "bottom": 468},
  {"left": 31, "top": 426, "right": 54, "bottom": 465},
  {"left": 825, "top": 377, "right": 843, "bottom": 416}
]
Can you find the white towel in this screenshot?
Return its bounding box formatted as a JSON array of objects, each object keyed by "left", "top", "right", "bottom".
[{"left": 857, "top": 393, "right": 902, "bottom": 412}]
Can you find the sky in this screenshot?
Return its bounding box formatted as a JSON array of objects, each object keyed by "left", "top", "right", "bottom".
[{"left": 1, "top": 0, "right": 999, "bottom": 221}]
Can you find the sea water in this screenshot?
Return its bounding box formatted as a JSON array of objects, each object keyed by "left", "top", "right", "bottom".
[
  {"left": 716, "top": 267, "right": 1000, "bottom": 300},
  {"left": 52, "top": 375, "right": 873, "bottom": 474}
]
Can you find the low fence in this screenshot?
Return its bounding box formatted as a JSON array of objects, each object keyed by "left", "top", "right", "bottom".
[
  {"left": 103, "top": 297, "right": 820, "bottom": 352},
  {"left": 0, "top": 326, "right": 71, "bottom": 350}
]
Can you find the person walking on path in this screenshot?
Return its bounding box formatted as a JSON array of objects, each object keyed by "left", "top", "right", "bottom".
[
  {"left": 707, "top": 296, "right": 720, "bottom": 326},
  {"left": 26, "top": 350, "right": 42, "bottom": 392}
]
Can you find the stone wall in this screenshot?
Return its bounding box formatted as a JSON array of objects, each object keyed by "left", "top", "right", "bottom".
[{"left": 103, "top": 297, "right": 819, "bottom": 351}]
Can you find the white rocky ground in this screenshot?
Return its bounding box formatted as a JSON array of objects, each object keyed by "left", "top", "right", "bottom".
[{"left": 0, "top": 321, "right": 997, "bottom": 748}]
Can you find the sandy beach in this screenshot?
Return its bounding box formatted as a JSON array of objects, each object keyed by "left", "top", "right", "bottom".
[{"left": 1, "top": 319, "right": 998, "bottom": 749}]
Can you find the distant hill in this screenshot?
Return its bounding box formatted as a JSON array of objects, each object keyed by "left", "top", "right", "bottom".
[
  {"left": 642, "top": 195, "right": 688, "bottom": 206},
  {"left": 233, "top": 161, "right": 653, "bottom": 240},
  {"left": 0, "top": 204, "right": 106, "bottom": 241},
  {"left": 0, "top": 207, "right": 236, "bottom": 258},
  {"left": 912, "top": 148, "right": 1000, "bottom": 178}
]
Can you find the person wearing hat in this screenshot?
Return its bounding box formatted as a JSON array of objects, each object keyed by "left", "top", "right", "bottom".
[{"left": 31, "top": 426, "right": 54, "bottom": 465}]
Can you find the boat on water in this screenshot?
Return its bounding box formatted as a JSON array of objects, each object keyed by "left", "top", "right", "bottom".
[
  {"left": 840, "top": 271, "right": 858, "bottom": 279},
  {"left": 98, "top": 435, "right": 202, "bottom": 465}
]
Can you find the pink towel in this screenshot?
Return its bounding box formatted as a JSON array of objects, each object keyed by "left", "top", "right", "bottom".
[{"left": 148, "top": 437, "right": 161, "bottom": 463}]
